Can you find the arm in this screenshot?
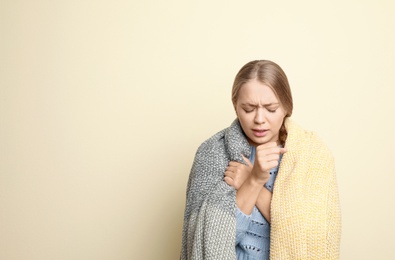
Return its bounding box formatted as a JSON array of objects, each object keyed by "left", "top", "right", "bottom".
[
  {"left": 224, "top": 161, "right": 272, "bottom": 221},
  {"left": 255, "top": 187, "right": 272, "bottom": 223},
  {"left": 224, "top": 155, "right": 264, "bottom": 215},
  {"left": 324, "top": 163, "right": 342, "bottom": 258},
  {"left": 224, "top": 142, "right": 286, "bottom": 215},
  {"left": 224, "top": 154, "right": 267, "bottom": 215},
  {"left": 311, "top": 137, "right": 341, "bottom": 258},
  {"left": 235, "top": 174, "right": 267, "bottom": 214},
  {"left": 181, "top": 140, "right": 238, "bottom": 260}
]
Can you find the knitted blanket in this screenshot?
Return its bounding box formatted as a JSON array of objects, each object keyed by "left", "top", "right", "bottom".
[{"left": 180, "top": 118, "right": 341, "bottom": 260}]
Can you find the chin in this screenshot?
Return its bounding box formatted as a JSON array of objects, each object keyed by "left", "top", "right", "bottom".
[
  {"left": 249, "top": 137, "right": 270, "bottom": 146},
  {"left": 250, "top": 138, "right": 268, "bottom": 146}
]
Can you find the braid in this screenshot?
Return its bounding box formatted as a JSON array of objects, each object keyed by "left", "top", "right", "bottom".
[{"left": 279, "top": 119, "right": 288, "bottom": 146}]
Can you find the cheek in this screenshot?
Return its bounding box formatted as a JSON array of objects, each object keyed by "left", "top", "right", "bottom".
[
  {"left": 236, "top": 113, "right": 253, "bottom": 131},
  {"left": 269, "top": 114, "right": 285, "bottom": 127},
  {"left": 238, "top": 112, "right": 253, "bottom": 124}
]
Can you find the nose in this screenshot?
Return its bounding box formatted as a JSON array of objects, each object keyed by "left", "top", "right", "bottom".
[{"left": 254, "top": 107, "right": 266, "bottom": 124}]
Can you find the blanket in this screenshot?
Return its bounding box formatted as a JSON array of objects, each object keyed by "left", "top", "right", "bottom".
[{"left": 180, "top": 118, "right": 341, "bottom": 259}]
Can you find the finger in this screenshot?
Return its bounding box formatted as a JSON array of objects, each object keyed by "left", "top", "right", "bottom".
[
  {"left": 224, "top": 176, "right": 234, "bottom": 186},
  {"left": 280, "top": 147, "right": 287, "bottom": 154},
  {"left": 266, "top": 160, "right": 279, "bottom": 169},
  {"left": 266, "top": 146, "right": 287, "bottom": 155},
  {"left": 256, "top": 146, "right": 281, "bottom": 155},
  {"left": 255, "top": 155, "right": 280, "bottom": 166},
  {"left": 262, "top": 153, "right": 280, "bottom": 162},
  {"left": 224, "top": 170, "right": 236, "bottom": 178},
  {"left": 226, "top": 165, "right": 234, "bottom": 170},
  {"left": 228, "top": 161, "right": 242, "bottom": 167},
  {"left": 256, "top": 147, "right": 282, "bottom": 158},
  {"left": 259, "top": 160, "right": 279, "bottom": 172},
  {"left": 241, "top": 155, "right": 253, "bottom": 167},
  {"left": 226, "top": 166, "right": 238, "bottom": 174},
  {"left": 256, "top": 142, "right": 278, "bottom": 150}
]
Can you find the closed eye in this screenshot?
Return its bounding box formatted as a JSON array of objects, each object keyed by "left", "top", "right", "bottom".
[{"left": 243, "top": 108, "right": 255, "bottom": 113}]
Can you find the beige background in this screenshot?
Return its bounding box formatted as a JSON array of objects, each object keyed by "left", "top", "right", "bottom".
[{"left": 1, "top": 0, "right": 394, "bottom": 259}]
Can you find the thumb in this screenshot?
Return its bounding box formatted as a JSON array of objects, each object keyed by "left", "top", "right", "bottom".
[
  {"left": 279, "top": 147, "right": 287, "bottom": 154},
  {"left": 241, "top": 155, "right": 253, "bottom": 167}
]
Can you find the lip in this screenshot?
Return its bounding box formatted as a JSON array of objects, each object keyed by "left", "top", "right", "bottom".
[{"left": 252, "top": 129, "right": 269, "bottom": 137}]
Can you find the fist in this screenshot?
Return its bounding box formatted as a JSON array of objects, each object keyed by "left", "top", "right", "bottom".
[
  {"left": 252, "top": 142, "right": 286, "bottom": 182},
  {"left": 224, "top": 155, "right": 253, "bottom": 190}
]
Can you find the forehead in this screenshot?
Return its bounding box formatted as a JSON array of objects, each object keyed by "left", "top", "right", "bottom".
[{"left": 237, "top": 79, "right": 279, "bottom": 104}]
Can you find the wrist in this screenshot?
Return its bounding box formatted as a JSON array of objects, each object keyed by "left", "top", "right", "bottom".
[{"left": 250, "top": 170, "right": 270, "bottom": 185}]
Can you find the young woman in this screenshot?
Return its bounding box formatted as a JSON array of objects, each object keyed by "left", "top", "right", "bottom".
[{"left": 181, "top": 60, "right": 341, "bottom": 260}]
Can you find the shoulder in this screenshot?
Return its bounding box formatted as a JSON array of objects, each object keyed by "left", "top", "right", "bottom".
[
  {"left": 195, "top": 118, "right": 242, "bottom": 155},
  {"left": 285, "top": 118, "right": 334, "bottom": 162},
  {"left": 195, "top": 128, "right": 226, "bottom": 155},
  {"left": 187, "top": 126, "right": 231, "bottom": 194},
  {"left": 191, "top": 127, "right": 230, "bottom": 170},
  {"left": 310, "top": 132, "right": 334, "bottom": 160}
]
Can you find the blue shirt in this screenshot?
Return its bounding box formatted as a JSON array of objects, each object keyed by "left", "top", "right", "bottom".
[{"left": 235, "top": 145, "right": 283, "bottom": 260}]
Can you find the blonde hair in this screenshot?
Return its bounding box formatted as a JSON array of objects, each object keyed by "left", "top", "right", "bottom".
[{"left": 231, "top": 60, "right": 293, "bottom": 144}]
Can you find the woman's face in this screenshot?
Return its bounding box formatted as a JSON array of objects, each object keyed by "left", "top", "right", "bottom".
[{"left": 235, "top": 79, "right": 286, "bottom": 147}]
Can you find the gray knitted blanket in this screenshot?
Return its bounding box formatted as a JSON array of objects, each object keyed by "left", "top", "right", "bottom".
[{"left": 181, "top": 119, "right": 250, "bottom": 260}]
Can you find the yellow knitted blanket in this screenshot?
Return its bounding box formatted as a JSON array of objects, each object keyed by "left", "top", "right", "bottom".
[{"left": 270, "top": 118, "right": 342, "bottom": 259}]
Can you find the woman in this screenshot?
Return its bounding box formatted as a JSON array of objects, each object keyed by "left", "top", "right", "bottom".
[{"left": 180, "top": 60, "right": 341, "bottom": 260}]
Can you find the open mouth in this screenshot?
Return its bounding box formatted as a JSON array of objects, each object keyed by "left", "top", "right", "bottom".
[{"left": 252, "top": 129, "right": 268, "bottom": 137}]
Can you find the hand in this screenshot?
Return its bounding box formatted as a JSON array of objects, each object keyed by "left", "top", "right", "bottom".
[
  {"left": 224, "top": 155, "right": 253, "bottom": 190},
  {"left": 252, "top": 142, "right": 287, "bottom": 183}
]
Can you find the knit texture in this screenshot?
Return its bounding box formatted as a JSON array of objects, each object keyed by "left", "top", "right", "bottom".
[{"left": 180, "top": 118, "right": 341, "bottom": 260}]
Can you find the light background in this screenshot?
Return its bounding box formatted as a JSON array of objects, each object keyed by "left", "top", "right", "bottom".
[{"left": 1, "top": 0, "right": 394, "bottom": 259}]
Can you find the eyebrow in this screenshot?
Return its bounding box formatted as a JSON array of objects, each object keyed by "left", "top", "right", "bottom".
[{"left": 241, "top": 102, "right": 280, "bottom": 107}]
